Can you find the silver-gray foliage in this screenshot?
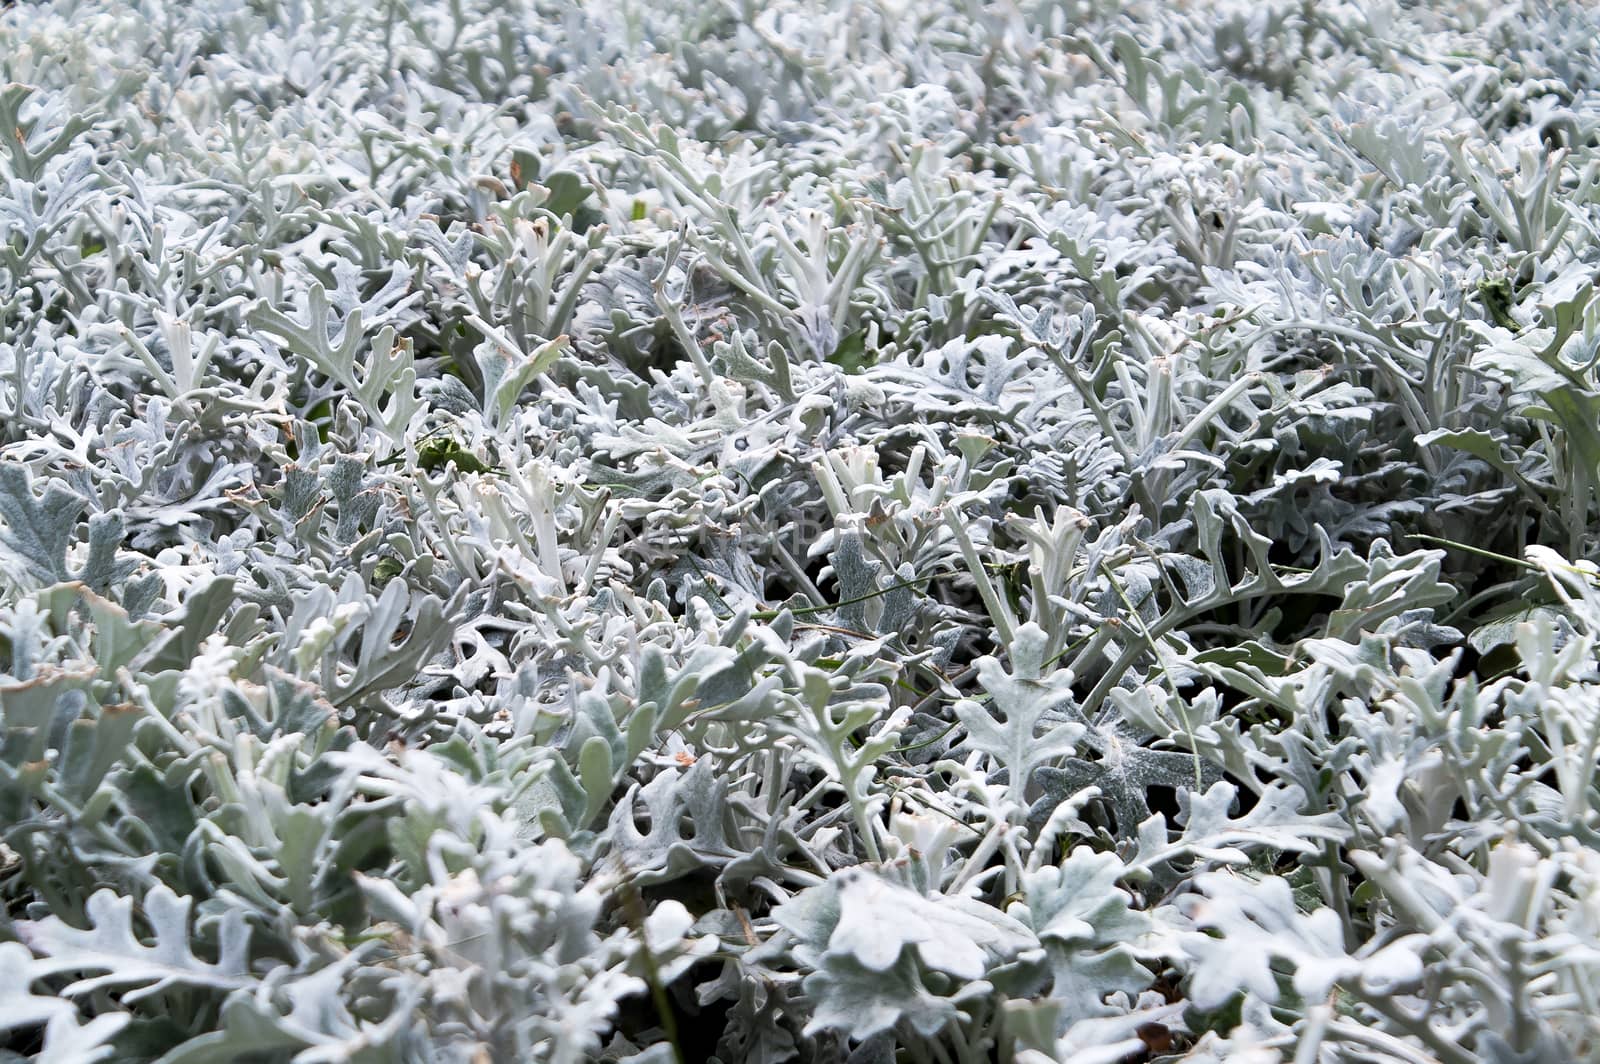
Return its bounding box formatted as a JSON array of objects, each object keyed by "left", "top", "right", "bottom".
[{"left": 3, "top": 0, "right": 1600, "bottom": 1060}]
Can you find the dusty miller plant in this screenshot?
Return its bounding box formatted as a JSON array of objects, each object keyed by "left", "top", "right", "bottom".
[{"left": 3, "top": 0, "right": 1600, "bottom": 1061}]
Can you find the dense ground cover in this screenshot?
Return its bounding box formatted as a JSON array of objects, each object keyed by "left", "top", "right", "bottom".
[{"left": 4, "top": 0, "right": 1600, "bottom": 1060}]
